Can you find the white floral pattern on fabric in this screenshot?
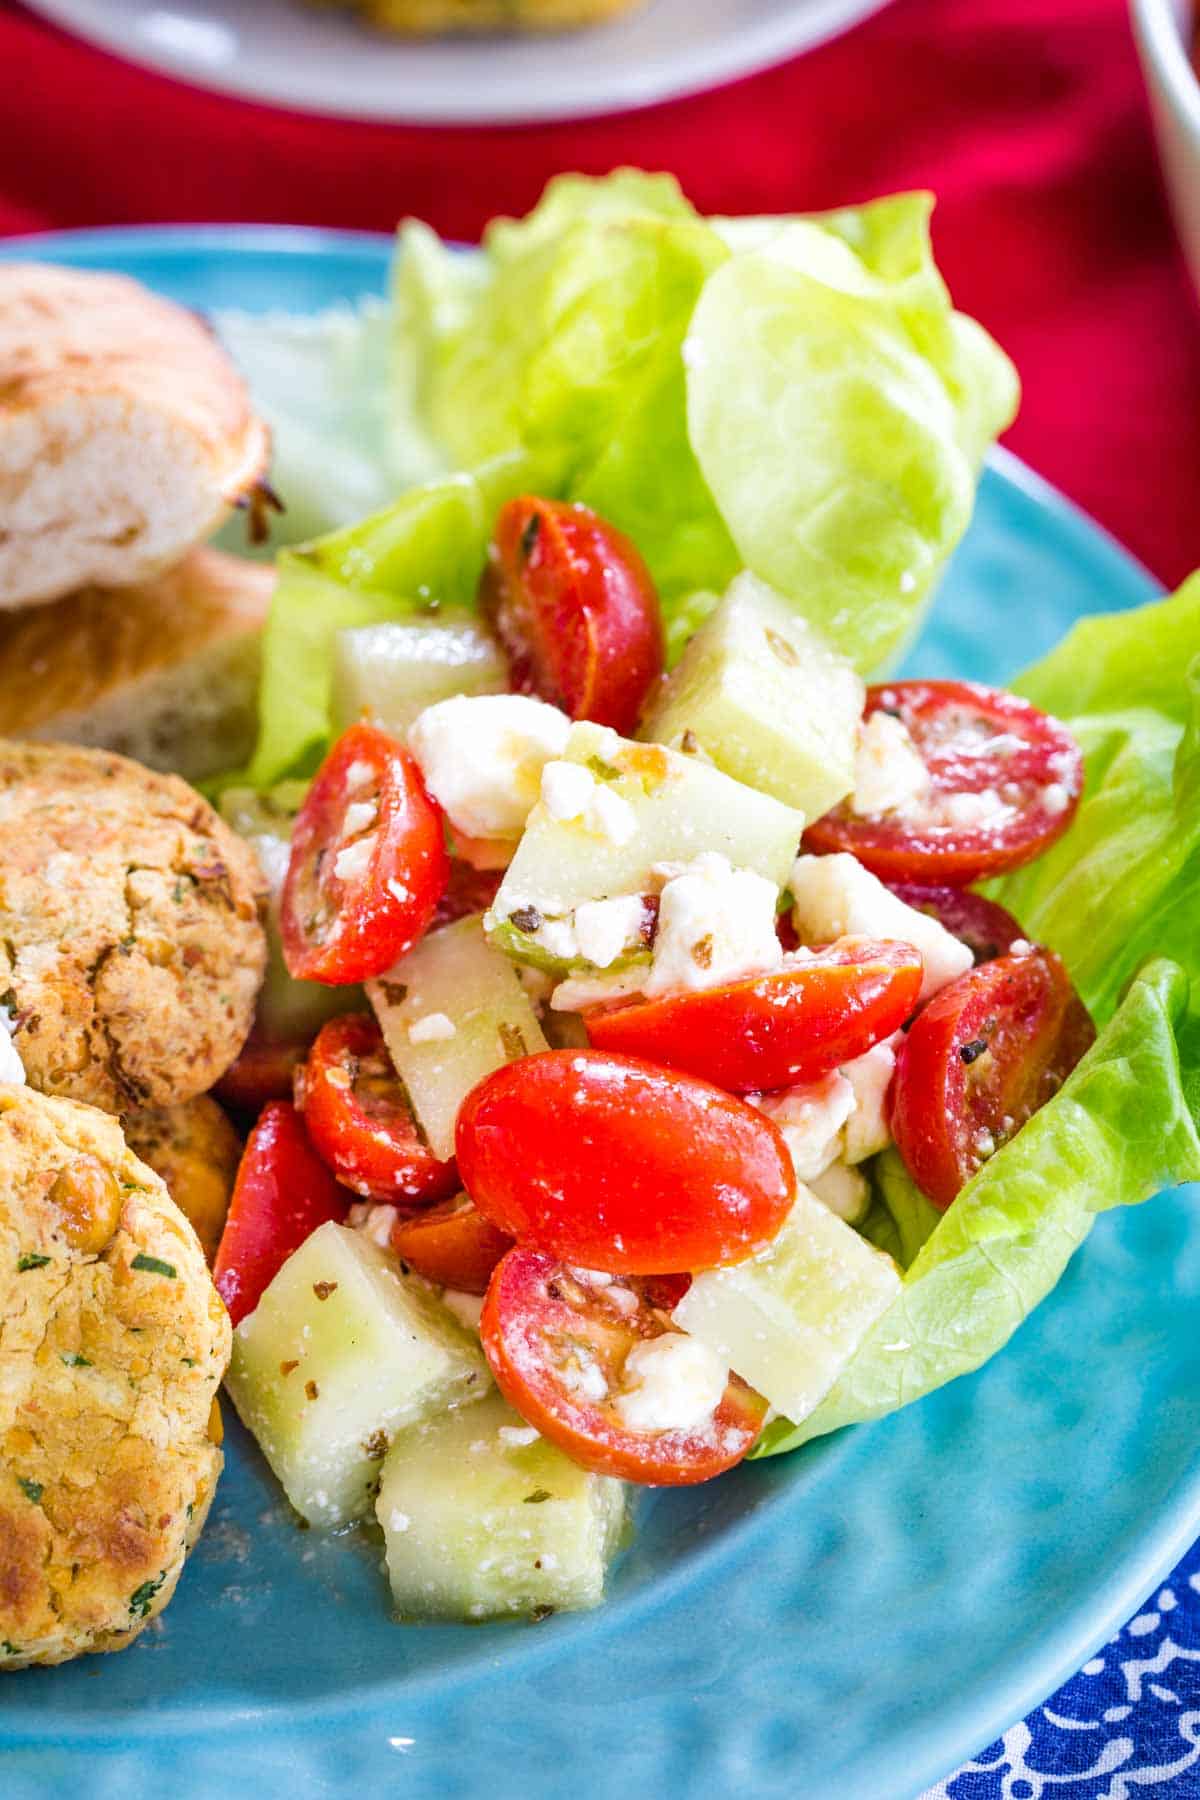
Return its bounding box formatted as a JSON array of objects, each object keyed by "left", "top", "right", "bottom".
[{"left": 922, "top": 1538, "right": 1200, "bottom": 1798}]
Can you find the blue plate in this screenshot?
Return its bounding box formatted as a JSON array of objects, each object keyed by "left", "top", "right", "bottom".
[{"left": 2, "top": 227, "right": 1198, "bottom": 1800}]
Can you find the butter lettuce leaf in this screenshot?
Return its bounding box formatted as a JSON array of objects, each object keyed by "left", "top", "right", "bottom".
[{"left": 756, "top": 958, "right": 1200, "bottom": 1456}]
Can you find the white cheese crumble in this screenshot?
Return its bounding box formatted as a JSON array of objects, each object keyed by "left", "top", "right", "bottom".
[
  {"left": 409, "top": 693, "right": 570, "bottom": 840},
  {"left": 851, "top": 711, "right": 931, "bottom": 816},
  {"left": 540, "top": 759, "right": 597, "bottom": 822},
  {"left": 808, "top": 1161, "right": 870, "bottom": 1223},
  {"left": 754, "top": 1072, "right": 856, "bottom": 1181},
  {"left": 643, "top": 852, "right": 782, "bottom": 999},
  {"left": 407, "top": 1011, "right": 457, "bottom": 1044},
  {"left": 840, "top": 1034, "right": 900, "bottom": 1165},
  {"left": 613, "top": 1333, "right": 729, "bottom": 1434},
  {"left": 440, "top": 1288, "right": 484, "bottom": 1331},
  {"left": 333, "top": 832, "right": 377, "bottom": 884},
  {"left": 538, "top": 758, "right": 636, "bottom": 844},
  {"left": 342, "top": 798, "right": 379, "bottom": 837},
  {"left": 939, "top": 787, "right": 1009, "bottom": 829},
  {"left": 1041, "top": 781, "right": 1071, "bottom": 815},
  {"left": 532, "top": 917, "right": 580, "bottom": 962},
  {"left": 344, "top": 759, "right": 376, "bottom": 792},
  {"left": 497, "top": 1424, "right": 540, "bottom": 1448},
  {"left": 573, "top": 895, "right": 647, "bottom": 970},
  {"left": 347, "top": 1202, "right": 400, "bottom": 1248},
  {"left": 789, "top": 853, "right": 972, "bottom": 1000},
  {"left": 551, "top": 966, "right": 646, "bottom": 1013}
]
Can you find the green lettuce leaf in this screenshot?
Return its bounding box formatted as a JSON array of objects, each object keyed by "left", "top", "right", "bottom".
[
  {"left": 755, "top": 958, "right": 1200, "bottom": 1456},
  {"left": 994, "top": 573, "right": 1200, "bottom": 1026},
  {"left": 245, "top": 451, "right": 537, "bottom": 787},
  {"left": 242, "top": 173, "right": 1015, "bottom": 798}
]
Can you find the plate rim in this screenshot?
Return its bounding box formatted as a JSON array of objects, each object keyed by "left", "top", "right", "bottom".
[
  {"left": 21, "top": 0, "right": 892, "bottom": 125},
  {"left": 0, "top": 222, "right": 1194, "bottom": 1800}
]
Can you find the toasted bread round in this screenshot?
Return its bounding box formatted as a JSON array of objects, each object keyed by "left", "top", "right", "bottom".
[
  {"left": 0, "top": 741, "right": 267, "bottom": 1112},
  {"left": 0, "top": 548, "right": 274, "bottom": 784},
  {"left": 0, "top": 264, "right": 269, "bottom": 609},
  {"left": 124, "top": 1096, "right": 243, "bottom": 1265},
  {"left": 0, "top": 1086, "right": 230, "bottom": 1668}
]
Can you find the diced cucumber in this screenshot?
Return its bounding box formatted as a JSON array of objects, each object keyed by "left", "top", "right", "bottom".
[
  {"left": 377, "top": 1389, "right": 627, "bottom": 1620},
  {"left": 672, "top": 1183, "right": 901, "bottom": 1425},
  {"left": 367, "top": 913, "right": 547, "bottom": 1161},
  {"left": 640, "top": 573, "right": 865, "bottom": 818},
  {"left": 226, "top": 1223, "right": 487, "bottom": 1527},
  {"left": 220, "top": 784, "right": 361, "bottom": 1040},
  {"left": 489, "top": 720, "right": 804, "bottom": 972},
  {"left": 333, "top": 614, "right": 507, "bottom": 737}
]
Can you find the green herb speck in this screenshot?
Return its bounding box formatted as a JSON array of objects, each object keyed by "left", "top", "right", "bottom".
[
  {"left": 128, "top": 1573, "right": 167, "bottom": 1619},
  {"left": 17, "top": 1477, "right": 42, "bottom": 1505},
  {"left": 131, "top": 1253, "right": 177, "bottom": 1279},
  {"left": 60, "top": 1353, "right": 91, "bottom": 1368},
  {"left": 523, "top": 1489, "right": 552, "bottom": 1505},
  {"left": 16, "top": 1253, "right": 50, "bottom": 1272}
]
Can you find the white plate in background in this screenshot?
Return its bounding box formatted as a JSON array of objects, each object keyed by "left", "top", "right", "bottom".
[{"left": 25, "top": 0, "right": 891, "bottom": 124}]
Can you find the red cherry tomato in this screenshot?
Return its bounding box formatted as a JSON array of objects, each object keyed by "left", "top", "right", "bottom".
[
  {"left": 213, "top": 1102, "right": 352, "bottom": 1325},
  {"left": 804, "top": 681, "right": 1083, "bottom": 885},
  {"left": 585, "top": 938, "right": 922, "bottom": 1094},
  {"left": 890, "top": 947, "right": 1096, "bottom": 1210},
  {"left": 481, "top": 496, "right": 664, "bottom": 734},
  {"left": 297, "top": 1014, "right": 458, "bottom": 1205},
  {"left": 481, "top": 1250, "right": 766, "bottom": 1485},
  {"left": 456, "top": 1049, "right": 794, "bottom": 1275},
  {"left": 390, "top": 1195, "right": 512, "bottom": 1294},
  {"left": 214, "top": 1030, "right": 312, "bottom": 1114},
  {"left": 433, "top": 859, "right": 503, "bottom": 929},
  {"left": 281, "top": 723, "right": 447, "bottom": 985},
  {"left": 884, "top": 882, "right": 1026, "bottom": 967}
]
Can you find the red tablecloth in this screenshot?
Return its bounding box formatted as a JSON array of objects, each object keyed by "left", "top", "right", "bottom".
[{"left": 2, "top": 0, "right": 1198, "bottom": 587}]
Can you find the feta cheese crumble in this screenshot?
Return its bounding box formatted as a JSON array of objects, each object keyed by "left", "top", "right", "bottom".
[
  {"left": 572, "top": 895, "right": 648, "bottom": 970},
  {"left": 789, "top": 853, "right": 972, "bottom": 1000},
  {"left": 613, "top": 1333, "right": 729, "bottom": 1434},
  {"left": 409, "top": 694, "right": 570, "bottom": 840},
  {"left": 407, "top": 1011, "right": 457, "bottom": 1045},
  {"left": 538, "top": 758, "right": 637, "bottom": 844},
  {"left": 840, "top": 1034, "right": 900, "bottom": 1164},
  {"left": 643, "top": 852, "right": 781, "bottom": 998},
  {"left": 851, "top": 711, "right": 931, "bottom": 816},
  {"left": 342, "top": 798, "right": 379, "bottom": 837},
  {"left": 347, "top": 1202, "right": 400, "bottom": 1248},
  {"left": 754, "top": 1072, "right": 856, "bottom": 1181},
  {"left": 333, "top": 833, "right": 377, "bottom": 884}
]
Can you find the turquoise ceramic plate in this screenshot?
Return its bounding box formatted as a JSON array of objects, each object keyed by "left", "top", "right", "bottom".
[{"left": 1, "top": 228, "right": 1198, "bottom": 1800}]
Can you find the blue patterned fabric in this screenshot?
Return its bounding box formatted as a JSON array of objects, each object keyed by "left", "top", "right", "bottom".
[{"left": 924, "top": 1538, "right": 1200, "bottom": 1798}]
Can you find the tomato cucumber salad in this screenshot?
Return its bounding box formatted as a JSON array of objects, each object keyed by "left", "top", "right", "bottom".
[{"left": 210, "top": 172, "right": 1200, "bottom": 1627}]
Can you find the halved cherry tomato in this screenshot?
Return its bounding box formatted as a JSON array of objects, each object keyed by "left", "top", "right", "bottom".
[
  {"left": 480, "top": 496, "right": 664, "bottom": 734},
  {"left": 213, "top": 1102, "right": 352, "bottom": 1325},
  {"left": 298, "top": 1014, "right": 458, "bottom": 1205},
  {"left": 805, "top": 681, "right": 1083, "bottom": 884},
  {"left": 390, "top": 1194, "right": 512, "bottom": 1294},
  {"left": 214, "top": 1030, "right": 312, "bottom": 1114},
  {"left": 281, "top": 723, "right": 447, "bottom": 985},
  {"left": 456, "top": 1049, "right": 794, "bottom": 1275},
  {"left": 584, "top": 938, "right": 922, "bottom": 1094},
  {"left": 481, "top": 1250, "right": 766, "bottom": 1485},
  {"left": 890, "top": 947, "right": 1096, "bottom": 1210},
  {"left": 433, "top": 858, "right": 503, "bottom": 929},
  {"left": 884, "top": 882, "right": 1026, "bottom": 967}
]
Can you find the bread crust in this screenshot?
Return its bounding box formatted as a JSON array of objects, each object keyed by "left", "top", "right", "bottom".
[
  {"left": 0, "top": 741, "right": 267, "bottom": 1112},
  {"left": 0, "top": 1086, "right": 230, "bottom": 1668},
  {"left": 0, "top": 548, "right": 274, "bottom": 782},
  {"left": 0, "top": 264, "right": 270, "bottom": 609}
]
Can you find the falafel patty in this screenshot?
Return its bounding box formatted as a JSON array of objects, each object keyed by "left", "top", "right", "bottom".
[
  {"left": 0, "top": 741, "right": 267, "bottom": 1112},
  {"left": 124, "top": 1096, "right": 242, "bottom": 1265},
  {"left": 0, "top": 1085, "right": 230, "bottom": 1668}
]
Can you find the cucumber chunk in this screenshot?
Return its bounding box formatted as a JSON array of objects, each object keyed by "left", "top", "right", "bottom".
[
  {"left": 333, "top": 614, "right": 507, "bottom": 738},
  {"left": 672, "top": 1183, "right": 901, "bottom": 1425},
  {"left": 367, "top": 913, "right": 548, "bottom": 1161},
  {"left": 489, "top": 720, "right": 804, "bottom": 973},
  {"left": 220, "top": 784, "right": 361, "bottom": 1041},
  {"left": 377, "top": 1388, "right": 627, "bottom": 1620},
  {"left": 226, "top": 1222, "right": 487, "bottom": 1527},
  {"left": 641, "top": 573, "right": 865, "bottom": 818}
]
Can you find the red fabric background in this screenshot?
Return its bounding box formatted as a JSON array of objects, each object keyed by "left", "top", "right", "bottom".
[{"left": 2, "top": 0, "right": 1198, "bottom": 587}]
